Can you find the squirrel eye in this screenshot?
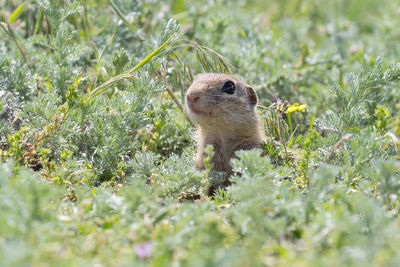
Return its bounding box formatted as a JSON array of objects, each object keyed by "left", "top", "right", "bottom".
[{"left": 221, "top": 81, "right": 235, "bottom": 94}]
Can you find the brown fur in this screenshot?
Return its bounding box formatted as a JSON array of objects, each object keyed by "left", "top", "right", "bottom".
[{"left": 186, "top": 73, "right": 266, "bottom": 179}]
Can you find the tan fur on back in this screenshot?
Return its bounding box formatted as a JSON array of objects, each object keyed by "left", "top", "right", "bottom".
[{"left": 186, "top": 73, "right": 266, "bottom": 176}]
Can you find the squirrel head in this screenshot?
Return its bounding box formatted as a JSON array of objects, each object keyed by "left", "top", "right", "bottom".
[{"left": 186, "top": 73, "right": 259, "bottom": 134}]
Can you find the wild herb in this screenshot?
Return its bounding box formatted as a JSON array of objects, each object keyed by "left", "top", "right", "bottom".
[{"left": 1, "top": 0, "right": 400, "bottom": 265}]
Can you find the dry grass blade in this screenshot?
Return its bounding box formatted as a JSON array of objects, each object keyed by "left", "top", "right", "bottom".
[
  {"left": 96, "top": 34, "right": 114, "bottom": 77},
  {"left": 327, "top": 133, "right": 353, "bottom": 160},
  {"left": 0, "top": 21, "right": 30, "bottom": 67},
  {"left": 85, "top": 32, "right": 176, "bottom": 101},
  {"left": 129, "top": 32, "right": 176, "bottom": 74},
  {"left": 91, "top": 34, "right": 114, "bottom": 90},
  {"left": 158, "top": 69, "right": 195, "bottom": 127},
  {"left": 161, "top": 39, "right": 233, "bottom": 73},
  {"left": 109, "top": 0, "right": 137, "bottom": 34},
  {"left": 85, "top": 73, "right": 136, "bottom": 101}
]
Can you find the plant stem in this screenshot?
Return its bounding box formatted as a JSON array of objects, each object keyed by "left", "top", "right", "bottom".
[
  {"left": 278, "top": 116, "right": 288, "bottom": 157},
  {"left": 288, "top": 113, "right": 293, "bottom": 134},
  {"left": 160, "top": 71, "right": 195, "bottom": 127},
  {"left": 1, "top": 21, "right": 30, "bottom": 68}
]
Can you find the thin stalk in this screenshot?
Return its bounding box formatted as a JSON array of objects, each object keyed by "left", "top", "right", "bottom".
[
  {"left": 129, "top": 33, "right": 176, "bottom": 74},
  {"left": 85, "top": 32, "right": 176, "bottom": 101},
  {"left": 0, "top": 21, "right": 30, "bottom": 68},
  {"left": 287, "top": 113, "right": 293, "bottom": 134},
  {"left": 278, "top": 117, "right": 288, "bottom": 157},
  {"left": 109, "top": 0, "right": 137, "bottom": 34},
  {"left": 33, "top": 7, "right": 44, "bottom": 35},
  {"left": 159, "top": 71, "right": 194, "bottom": 127}
]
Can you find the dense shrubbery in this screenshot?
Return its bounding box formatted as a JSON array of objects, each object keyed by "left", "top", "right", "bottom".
[{"left": 1, "top": 0, "right": 400, "bottom": 265}]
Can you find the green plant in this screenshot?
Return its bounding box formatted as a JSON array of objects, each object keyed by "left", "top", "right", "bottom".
[{"left": 2, "top": 0, "right": 400, "bottom": 266}]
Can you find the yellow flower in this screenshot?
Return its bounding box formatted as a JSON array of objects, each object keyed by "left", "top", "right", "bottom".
[{"left": 286, "top": 102, "right": 307, "bottom": 113}]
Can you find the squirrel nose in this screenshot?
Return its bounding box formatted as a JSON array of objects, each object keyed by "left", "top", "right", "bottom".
[{"left": 186, "top": 93, "right": 200, "bottom": 103}]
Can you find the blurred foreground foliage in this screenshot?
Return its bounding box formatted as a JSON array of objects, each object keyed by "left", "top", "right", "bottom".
[{"left": 1, "top": 0, "right": 400, "bottom": 266}]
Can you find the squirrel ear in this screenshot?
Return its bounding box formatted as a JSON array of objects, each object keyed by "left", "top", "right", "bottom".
[{"left": 246, "top": 86, "right": 258, "bottom": 106}]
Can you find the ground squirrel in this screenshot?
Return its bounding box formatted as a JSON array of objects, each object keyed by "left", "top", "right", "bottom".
[{"left": 186, "top": 73, "right": 266, "bottom": 192}]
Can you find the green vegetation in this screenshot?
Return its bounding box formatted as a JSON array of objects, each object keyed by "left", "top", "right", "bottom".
[{"left": 1, "top": 0, "right": 400, "bottom": 265}]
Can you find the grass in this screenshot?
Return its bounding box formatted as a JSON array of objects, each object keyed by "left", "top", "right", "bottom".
[{"left": 1, "top": 0, "right": 400, "bottom": 266}]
